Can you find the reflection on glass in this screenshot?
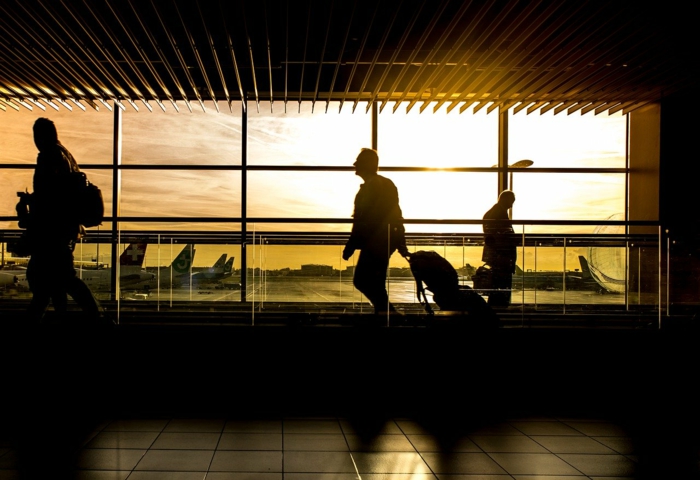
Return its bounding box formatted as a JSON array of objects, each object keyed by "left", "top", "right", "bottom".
[
  {"left": 123, "top": 100, "right": 243, "bottom": 165},
  {"left": 248, "top": 101, "right": 371, "bottom": 165},
  {"left": 509, "top": 110, "right": 627, "bottom": 168},
  {"left": 380, "top": 102, "right": 498, "bottom": 167}
]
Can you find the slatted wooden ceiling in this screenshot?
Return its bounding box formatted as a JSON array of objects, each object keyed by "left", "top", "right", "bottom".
[{"left": 0, "top": 0, "right": 694, "bottom": 115}]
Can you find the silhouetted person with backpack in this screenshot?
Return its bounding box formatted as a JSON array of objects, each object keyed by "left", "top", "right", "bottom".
[
  {"left": 20, "top": 118, "right": 103, "bottom": 325},
  {"left": 482, "top": 190, "right": 517, "bottom": 307},
  {"left": 343, "top": 148, "right": 409, "bottom": 316}
]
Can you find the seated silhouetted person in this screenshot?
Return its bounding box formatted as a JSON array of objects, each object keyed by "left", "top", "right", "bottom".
[
  {"left": 482, "top": 190, "right": 517, "bottom": 307},
  {"left": 21, "top": 118, "right": 102, "bottom": 324}
]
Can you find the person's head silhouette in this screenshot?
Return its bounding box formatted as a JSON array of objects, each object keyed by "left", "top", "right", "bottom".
[
  {"left": 354, "top": 148, "right": 379, "bottom": 179},
  {"left": 33, "top": 117, "right": 59, "bottom": 152},
  {"left": 498, "top": 190, "right": 516, "bottom": 209}
]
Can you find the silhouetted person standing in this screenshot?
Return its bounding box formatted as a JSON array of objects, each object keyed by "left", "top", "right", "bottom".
[
  {"left": 482, "top": 190, "right": 517, "bottom": 307},
  {"left": 343, "top": 148, "right": 409, "bottom": 315},
  {"left": 22, "top": 118, "right": 102, "bottom": 324}
]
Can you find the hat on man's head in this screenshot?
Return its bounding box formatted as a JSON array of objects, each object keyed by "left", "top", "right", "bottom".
[{"left": 354, "top": 148, "right": 379, "bottom": 172}]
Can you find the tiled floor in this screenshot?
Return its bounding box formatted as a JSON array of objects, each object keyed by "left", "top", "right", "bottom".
[
  {"left": 0, "top": 412, "right": 665, "bottom": 479},
  {"left": 0, "top": 408, "right": 697, "bottom": 480},
  {"left": 1, "top": 322, "right": 700, "bottom": 479}
]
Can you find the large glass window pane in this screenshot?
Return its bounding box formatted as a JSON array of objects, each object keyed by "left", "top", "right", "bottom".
[
  {"left": 511, "top": 172, "right": 625, "bottom": 231},
  {"left": 247, "top": 101, "right": 371, "bottom": 165},
  {"left": 248, "top": 171, "right": 496, "bottom": 231},
  {"left": 509, "top": 111, "right": 627, "bottom": 168},
  {"left": 379, "top": 102, "right": 498, "bottom": 167},
  {"left": 119, "top": 170, "right": 241, "bottom": 223},
  {"left": 0, "top": 107, "right": 113, "bottom": 165},
  {"left": 1, "top": 169, "right": 34, "bottom": 229},
  {"left": 122, "top": 101, "right": 242, "bottom": 165}
]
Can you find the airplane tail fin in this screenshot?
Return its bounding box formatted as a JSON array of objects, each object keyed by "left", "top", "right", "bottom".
[
  {"left": 223, "top": 257, "right": 234, "bottom": 274},
  {"left": 172, "top": 244, "right": 195, "bottom": 275},
  {"left": 120, "top": 243, "right": 148, "bottom": 267},
  {"left": 213, "top": 254, "right": 227, "bottom": 269},
  {"left": 578, "top": 255, "right": 592, "bottom": 276}
]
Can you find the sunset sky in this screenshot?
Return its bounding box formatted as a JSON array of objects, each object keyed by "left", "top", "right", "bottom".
[{"left": 1, "top": 101, "right": 626, "bottom": 270}]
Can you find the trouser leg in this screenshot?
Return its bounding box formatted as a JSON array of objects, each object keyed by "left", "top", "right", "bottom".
[
  {"left": 353, "top": 249, "right": 393, "bottom": 313},
  {"left": 488, "top": 266, "right": 513, "bottom": 306},
  {"left": 66, "top": 275, "right": 101, "bottom": 320}
]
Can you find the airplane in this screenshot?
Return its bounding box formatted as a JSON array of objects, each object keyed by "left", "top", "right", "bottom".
[
  {"left": 0, "top": 266, "right": 26, "bottom": 289},
  {"left": 188, "top": 255, "right": 235, "bottom": 286},
  {"left": 76, "top": 243, "right": 155, "bottom": 291},
  {"left": 138, "top": 244, "right": 196, "bottom": 290},
  {"left": 510, "top": 255, "right": 607, "bottom": 292}
]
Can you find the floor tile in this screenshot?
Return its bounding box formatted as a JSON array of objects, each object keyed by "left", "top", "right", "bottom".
[
  {"left": 205, "top": 474, "right": 282, "bottom": 480},
  {"left": 84, "top": 431, "right": 159, "bottom": 449},
  {"left": 352, "top": 452, "right": 433, "bottom": 474},
  {"left": 362, "top": 475, "right": 439, "bottom": 480},
  {"left": 557, "top": 453, "right": 637, "bottom": 477},
  {"left": 134, "top": 450, "right": 214, "bottom": 471},
  {"left": 421, "top": 452, "right": 508, "bottom": 474},
  {"left": 151, "top": 432, "right": 220, "bottom": 449},
  {"left": 346, "top": 434, "right": 415, "bottom": 452},
  {"left": 283, "top": 451, "right": 356, "bottom": 472},
  {"left": 562, "top": 421, "right": 631, "bottom": 436},
  {"left": 592, "top": 436, "right": 636, "bottom": 454},
  {"left": 510, "top": 475, "right": 589, "bottom": 479},
  {"left": 218, "top": 433, "right": 282, "bottom": 450},
  {"left": 164, "top": 418, "right": 226, "bottom": 433},
  {"left": 468, "top": 424, "right": 525, "bottom": 435},
  {"left": 340, "top": 419, "right": 403, "bottom": 435},
  {"left": 408, "top": 434, "right": 481, "bottom": 453},
  {"left": 75, "top": 448, "right": 146, "bottom": 470},
  {"left": 223, "top": 420, "right": 283, "bottom": 433},
  {"left": 0, "top": 470, "right": 22, "bottom": 480},
  {"left": 530, "top": 435, "right": 617, "bottom": 454},
  {"left": 103, "top": 419, "right": 169, "bottom": 432},
  {"left": 210, "top": 451, "right": 283, "bottom": 472},
  {"left": 125, "top": 472, "right": 206, "bottom": 480},
  {"left": 283, "top": 419, "right": 343, "bottom": 434},
  {"left": 72, "top": 472, "right": 131, "bottom": 480},
  {"left": 284, "top": 433, "right": 349, "bottom": 451},
  {"left": 508, "top": 422, "right": 582, "bottom": 436},
  {"left": 486, "top": 453, "right": 583, "bottom": 475},
  {"left": 283, "top": 475, "right": 359, "bottom": 480},
  {"left": 394, "top": 420, "right": 432, "bottom": 435},
  {"left": 470, "top": 435, "right": 549, "bottom": 453}
]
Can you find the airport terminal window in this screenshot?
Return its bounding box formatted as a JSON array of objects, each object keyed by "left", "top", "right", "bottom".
[
  {"left": 508, "top": 111, "right": 627, "bottom": 169},
  {"left": 119, "top": 170, "right": 241, "bottom": 224},
  {"left": 512, "top": 172, "right": 626, "bottom": 232},
  {"left": 247, "top": 101, "right": 371, "bottom": 166},
  {"left": 0, "top": 107, "right": 113, "bottom": 165},
  {"left": 378, "top": 102, "right": 498, "bottom": 168},
  {"left": 122, "top": 100, "right": 243, "bottom": 165}
]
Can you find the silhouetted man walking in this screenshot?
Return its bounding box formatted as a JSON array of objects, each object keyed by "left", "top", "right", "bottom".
[
  {"left": 21, "top": 118, "right": 102, "bottom": 324},
  {"left": 343, "top": 148, "right": 409, "bottom": 315},
  {"left": 482, "top": 190, "right": 517, "bottom": 307}
]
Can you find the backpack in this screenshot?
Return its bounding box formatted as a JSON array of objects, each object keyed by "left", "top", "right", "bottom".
[{"left": 69, "top": 171, "right": 104, "bottom": 228}]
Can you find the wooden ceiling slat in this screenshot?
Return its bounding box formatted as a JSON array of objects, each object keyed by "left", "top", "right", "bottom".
[
  {"left": 31, "top": 1, "right": 126, "bottom": 106},
  {"left": 392, "top": 0, "right": 475, "bottom": 113},
  {"left": 465, "top": 1, "right": 589, "bottom": 115},
  {"left": 353, "top": 0, "right": 403, "bottom": 113},
  {"left": 241, "top": 1, "right": 259, "bottom": 111},
  {"left": 325, "top": 0, "right": 356, "bottom": 113},
  {"left": 117, "top": 0, "right": 181, "bottom": 111},
  {"left": 366, "top": 0, "right": 427, "bottom": 113},
  {"left": 416, "top": 0, "right": 540, "bottom": 114},
  {"left": 0, "top": 1, "right": 691, "bottom": 116},
  {"left": 340, "top": 1, "right": 380, "bottom": 112},
  {"left": 160, "top": 0, "right": 208, "bottom": 112},
  {"left": 378, "top": 0, "right": 450, "bottom": 113}
]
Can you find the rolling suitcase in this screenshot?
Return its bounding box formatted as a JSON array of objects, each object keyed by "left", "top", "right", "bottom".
[{"left": 407, "top": 250, "right": 500, "bottom": 329}]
